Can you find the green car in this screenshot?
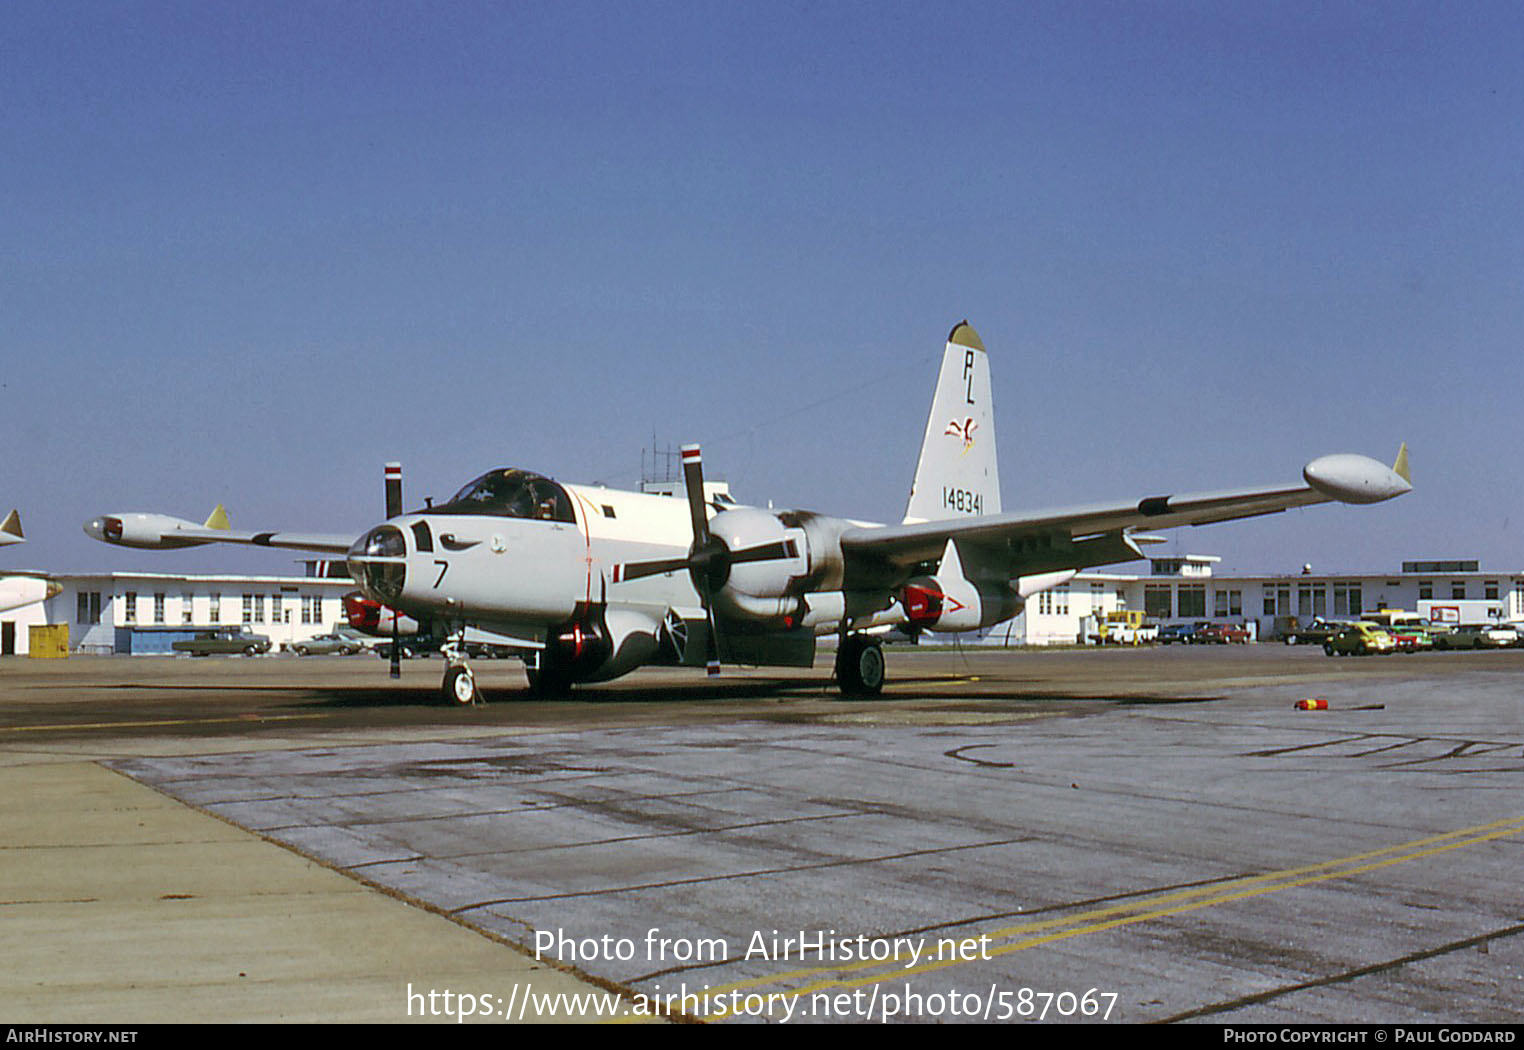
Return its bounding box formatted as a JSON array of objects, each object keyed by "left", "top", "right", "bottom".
[
  {"left": 173, "top": 628, "right": 272, "bottom": 656},
  {"left": 290, "top": 632, "right": 366, "bottom": 656}
]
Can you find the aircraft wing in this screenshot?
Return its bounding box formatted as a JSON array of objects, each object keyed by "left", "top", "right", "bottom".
[
  {"left": 83, "top": 507, "right": 358, "bottom": 554},
  {"left": 840, "top": 448, "right": 1412, "bottom": 576},
  {"left": 156, "top": 527, "right": 358, "bottom": 554}
]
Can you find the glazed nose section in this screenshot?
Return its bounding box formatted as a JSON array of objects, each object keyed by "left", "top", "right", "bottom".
[
  {"left": 83, "top": 516, "right": 123, "bottom": 543},
  {"left": 347, "top": 524, "right": 407, "bottom": 601}
]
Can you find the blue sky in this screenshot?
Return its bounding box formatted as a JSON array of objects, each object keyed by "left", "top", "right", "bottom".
[{"left": 4, "top": 2, "right": 1521, "bottom": 576}]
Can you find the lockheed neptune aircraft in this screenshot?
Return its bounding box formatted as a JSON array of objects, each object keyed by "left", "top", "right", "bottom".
[{"left": 84, "top": 323, "right": 1411, "bottom": 703}]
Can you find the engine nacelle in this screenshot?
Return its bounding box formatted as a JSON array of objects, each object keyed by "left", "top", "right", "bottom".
[
  {"left": 902, "top": 573, "right": 1019, "bottom": 632},
  {"left": 709, "top": 508, "right": 806, "bottom": 601}
]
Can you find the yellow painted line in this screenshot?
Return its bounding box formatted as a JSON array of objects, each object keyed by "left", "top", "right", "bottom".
[
  {"left": 703, "top": 814, "right": 1524, "bottom": 1019},
  {"left": 0, "top": 713, "right": 328, "bottom": 733}
]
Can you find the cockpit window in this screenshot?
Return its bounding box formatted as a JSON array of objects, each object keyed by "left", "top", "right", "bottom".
[{"left": 429, "top": 469, "right": 575, "bottom": 523}]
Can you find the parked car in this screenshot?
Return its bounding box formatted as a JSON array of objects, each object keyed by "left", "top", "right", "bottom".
[
  {"left": 289, "top": 632, "right": 366, "bottom": 656},
  {"left": 173, "top": 628, "right": 272, "bottom": 656},
  {"left": 1383, "top": 625, "right": 1435, "bottom": 653},
  {"left": 1158, "top": 622, "right": 1206, "bottom": 644},
  {"left": 375, "top": 638, "right": 440, "bottom": 660},
  {"left": 1282, "top": 618, "right": 1344, "bottom": 646},
  {"left": 1324, "top": 623, "right": 1395, "bottom": 656},
  {"left": 1196, "top": 622, "right": 1250, "bottom": 644},
  {"left": 1436, "top": 624, "right": 1517, "bottom": 650}
]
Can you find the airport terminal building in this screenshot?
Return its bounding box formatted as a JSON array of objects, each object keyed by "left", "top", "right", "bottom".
[{"left": 1014, "top": 556, "right": 1524, "bottom": 646}]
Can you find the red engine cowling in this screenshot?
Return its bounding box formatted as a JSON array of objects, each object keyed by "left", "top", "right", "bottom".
[{"left": 901, "top": 574, "right": 1018, "bottom": 632}]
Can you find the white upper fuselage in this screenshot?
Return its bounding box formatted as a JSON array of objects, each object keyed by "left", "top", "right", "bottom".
[{"left": 359, "top": 478, "right": 844, "bottom": 640}]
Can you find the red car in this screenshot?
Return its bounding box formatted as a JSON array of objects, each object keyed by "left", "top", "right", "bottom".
[{"left": 1196, "top": 623, "right": 1250, "bottom": 644}]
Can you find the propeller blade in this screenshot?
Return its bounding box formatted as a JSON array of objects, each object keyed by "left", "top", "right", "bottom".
[
  {"left": 680, "top": 444, "right": 726, "bottom": 676},
  {"left": 385, "top": 462, "right": 403, "bottom": 519},
  {"left": 703, "top": 599, "right": 721, "bottom": 676},
  {"left": 680, "top": 444, "right": 710, "bottom": 547},
  {"left": 727, "top": 539, "right": 797, "bottom": 565},
  {"left": 611, "top": 557, "right": 690, "bottom": 583}
]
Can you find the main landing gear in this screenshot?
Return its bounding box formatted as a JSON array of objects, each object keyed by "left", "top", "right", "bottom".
[{"left": 835, "top": 634, "right": 886, "bottom": 697}]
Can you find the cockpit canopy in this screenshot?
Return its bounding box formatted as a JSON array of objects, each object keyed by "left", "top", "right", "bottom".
[{"left": 429, "top": 469, "right": 575, "bottom": 523}]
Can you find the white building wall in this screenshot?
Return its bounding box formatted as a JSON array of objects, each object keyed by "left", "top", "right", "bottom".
[{"left": 45, "top": 573, "right": 353, "bottom": 654}]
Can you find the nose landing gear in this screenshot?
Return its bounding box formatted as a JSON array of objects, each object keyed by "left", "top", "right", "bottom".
[{"left": 442, "top": 662, "right": 479, "bottom": 705}]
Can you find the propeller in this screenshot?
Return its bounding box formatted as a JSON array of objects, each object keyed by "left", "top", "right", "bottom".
[
  {"left": 385, "top": 461, "right": 402, "bottom": 680},
  {"left": 612, "top": 444, "right": 798, "bottom": 677}
]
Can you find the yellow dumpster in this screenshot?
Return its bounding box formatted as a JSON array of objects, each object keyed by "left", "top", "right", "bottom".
[{"left": 28, "top": 624, "right": 69, "bottom": 658}]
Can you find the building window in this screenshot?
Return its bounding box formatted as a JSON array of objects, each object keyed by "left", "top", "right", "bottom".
[
  {"left": 1145, "top": 585, "right": 1172, "bottom": 619},
  {"left": 1054, "top": 584, "right": 1069, "bottom": 616},
  {"left": 1451, "top": 581, "right": 1466, "bottom": 600},
  {"left": 1485, "top": 580, "right": 1498, "bottom": 601},
  {"left": 124, "top": 592, "right": 137, "bottom": 624},
  {"left": 208, "top": 594, "right": 220, "bottom": 624},
  {"left": 243, "top": 594, "right": 266, "bottom": 624},
  {"left": 1089, "top": 582, "right": 1104, "bottom": 615},
  {"left": 1178, "top": 584, "right": 1206, "bottom": 618},
  {"left": 76, "top": 591, "right": 102, "bottom": 625},
  {"left": 153, "top": 593, "right": 166, "bottom": 624},
  {"left": 270, "top": 593, "right": 283, "bottom": 625},
  {"left": 1333, "top": 585, "right": 1363, "bottom": 617},
  {"left": 1419, "top": 580, "right": 1432, "bottom": 600},
  {"left": 301, "top": 595, "right": 323, "bottom": 624},
  {"left": 1297, "top": 585, "right": 1327, "bottom": 618},
  {"left": 1214, "top": 590, "right": 1243, "bottom": 618},
  {"left": 182, "top": 593, "right": 194, "bottom": 624}
]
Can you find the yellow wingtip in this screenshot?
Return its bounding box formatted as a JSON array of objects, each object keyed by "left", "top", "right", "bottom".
[
  {"left": 203, "top": 504, "right": 230, "bottom": 531},
  {"left": 1392, "top": 443, "right": 1410, "bottom": 484}
]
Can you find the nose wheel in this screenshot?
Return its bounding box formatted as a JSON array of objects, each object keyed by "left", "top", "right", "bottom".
[{"left": 443, "top": 663, "right": 480, "bottom": 705}]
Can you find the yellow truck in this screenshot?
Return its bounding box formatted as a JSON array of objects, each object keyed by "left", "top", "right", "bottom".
[{"left": 1090, "top": 610, "right": 1158, "bottom": 645}]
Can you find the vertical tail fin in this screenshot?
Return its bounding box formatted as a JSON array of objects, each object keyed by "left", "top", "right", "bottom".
[
  {"left": 0, "top": 509, "right": 22, "bottom": 546},
  {"left": 903, "top": 321, "right": 1001, "bottom": 523}
]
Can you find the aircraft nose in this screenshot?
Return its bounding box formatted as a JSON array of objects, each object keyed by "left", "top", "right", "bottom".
[{"left": 347, "top": 524, "right": 407, "bottom": 601}]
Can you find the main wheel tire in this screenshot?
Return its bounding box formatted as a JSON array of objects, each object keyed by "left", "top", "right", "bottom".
[
  {"left": 443, "top": 665, "right": 478, "bottom": 705},
  {"left": 836, "top": 636, "right": 886, "bottom": 697}
]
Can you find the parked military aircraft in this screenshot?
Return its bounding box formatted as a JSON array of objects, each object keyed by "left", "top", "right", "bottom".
[{"left": 84, "top": 322, "right": 1412, "bottom": 703}]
